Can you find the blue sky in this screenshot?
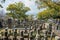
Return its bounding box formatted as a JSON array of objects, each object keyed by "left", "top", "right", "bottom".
[{"left": 0, "top": 0, "right": 45, "bottom": 16}]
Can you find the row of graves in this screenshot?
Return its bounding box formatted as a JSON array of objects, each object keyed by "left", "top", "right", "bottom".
[
  {"left": 0, "top": 18, "right": 60, "bottom": 28},
  {"left": 1, "top": 18, "right": 60, "bottom": 40},
  {"left": 0, "top": 20, "right": 56, "bottom": 40},
  {"left": 0, "top": 18, "right": 44, "bottom": 28}
]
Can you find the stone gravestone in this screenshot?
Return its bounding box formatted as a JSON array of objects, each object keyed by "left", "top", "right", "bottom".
[
  {"left": 30, "top": 32, "right": 33, "bottom": 40},
  {"left": 7, "top": 18, "right": 12, "bottom": 28},
  {"left": 40, "top": 25, "right": 43, "bottom": 30},
  {"left": 48, "top": 24, "right": 52, "bottom": 34},
  {"left": 0, "top": 21, "right": 3, "bottom": 28},
  {"left": 17, "top": 20, "right": 20, "bottom": 24},
  {"left": 21, "top": 31, "right": 23, "bottom": 37},
  {"left": 38, "top": 29, "right": 40, "bottom": 34},
  {"left": 1, "top": 32, "right": 4, "bottom": 40},
  {"left": 43, "top": 30, "right": 48, "bottom": 40},
  {"left": 24, "top": 30, "right": 29, "bottom": 40},
  {"left": 13, "top": 29, "right": 18, "bottom": 40},
  {"left": 17, "top": 20, "right": 20, "bottom": 27},
  {"left": 20, "top": 31, "right": 24, "bottom": 40},
  {"left": 24, "top": 30, "right": 27, "bottom": 38},
  {"left": 8, "top": 30, "right": 13, "bottom": 40},
  {"left": 4, "top": 29, "right": 9, "bottom": 40}
]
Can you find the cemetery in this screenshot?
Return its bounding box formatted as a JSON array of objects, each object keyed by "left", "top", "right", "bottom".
[
  {"left": 0, "top": 0, "right": 60, "bottom": 40},
  {"left": 0, "top": 19, "right": 60, "bottom": 40}
]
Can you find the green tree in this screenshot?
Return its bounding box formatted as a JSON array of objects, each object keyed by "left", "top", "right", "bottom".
[
  {"left": 36, "top": 0, "right": 60, "bottom": 19},
  {"left": 37, "top": 8, "right": 57, "bottom": 20},
  {"left": 6, "top": 2, "right": 30, "bottom": 20},
  {"left": 37, "top": 10, "right": 50, "bottom": 20},
  {"left": 27, "top": 14, "right": 34, "bottom": 20}
]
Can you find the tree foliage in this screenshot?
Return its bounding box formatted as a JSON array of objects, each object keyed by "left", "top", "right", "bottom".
[
  {"left": 27, "top": 14, "right": 34, "bottom": 20},
  {"left": 36, "top": 0, "right": 60, "bottom": 19},
  {"left": 6, "top": 2, "right": 30, "bottom": 20},
  {"left": 37, "top": 9, "right": 57, "bottom": 19},
  {"left": 0, "top": 0, "right": 6, "bottom": 8}
]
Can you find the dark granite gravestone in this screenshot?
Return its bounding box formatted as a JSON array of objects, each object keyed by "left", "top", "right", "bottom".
[
  {"left": 7, "top": 18, "right": 12, "bottom": 28},
  {"left": 5, "top": 29, "right": 8, "bottom": 37},
  {"left": 13, "top": 29, "right": 18, "bottom": 40},
  {"left": 17, "top": 20, "right": 20, "bottom": 27},
  {"left": 57, "top": 25, "right": 59, "bottom": 30},
  {"left": 0, "top": 21, "right": 3, "bottom": 28},
  {"left": 17, "top": 20, "right": 20, "bottom": 24},
  {"left": 48, "top": 24, "right": 52, "bottom": 34},
  {"left": 21, "top": 31, "right": 23, "bottom": 37},
  {"left": 34, "top": 28, "right": 36, "bottom": 31},
  {"left": 14, "top": 29, "right": 17, "bottom": 37},
  {"left": 38, "top": 29, "right": 40, "bottom": 34},
  {"left": 19, "top": 29, "right": 23, "bottom": 40},
  {"left": 40, "top": 25, "right": 42, "bottom": 30},
  {"left": 8, "top": 19, "right": 12, "bottom": 24}
]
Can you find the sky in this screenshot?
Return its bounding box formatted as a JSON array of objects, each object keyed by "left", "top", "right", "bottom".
[{"left": 0, "top": 0, "right": 45, "bottom": 16}]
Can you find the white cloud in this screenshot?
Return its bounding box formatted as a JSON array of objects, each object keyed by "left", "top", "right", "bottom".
[{"left": 0, "top": 0, "right": 42, "bottom": 15}]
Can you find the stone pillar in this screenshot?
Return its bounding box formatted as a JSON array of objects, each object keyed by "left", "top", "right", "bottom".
[{"left": 7, "top": 18, "right": 12, "bottom": 28}]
